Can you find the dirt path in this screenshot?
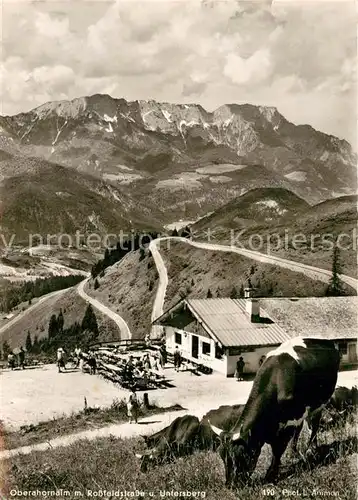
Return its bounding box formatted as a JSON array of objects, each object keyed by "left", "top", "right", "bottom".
[
  {"left": 1, "top": 367, "right": 356, "bottom": 459},
  {"left": 149, "top": 236, "right": 358, "bottom": 325},
  {"left": 0, "top": 288, "right": 68, "bottom": 336},
  {"left": 77, "top": 278, "right": 131, "bottom": 339}
]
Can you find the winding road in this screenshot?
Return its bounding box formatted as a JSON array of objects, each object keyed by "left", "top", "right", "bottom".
[
  {"left": 77, "top": 278, "right": 131, "bottom": 340},
  {"left": 149, "top": 237, "right": 358, "bottom": 331},
  {"left": 0, "top": 288, "right": 69, "bottom": 337},
  {"left": 1, "top": 237, "right": 355, "bottom": 343}
]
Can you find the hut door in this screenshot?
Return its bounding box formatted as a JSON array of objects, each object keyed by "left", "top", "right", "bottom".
[
  {"left": 192, "top": 335, "right": 199, "bottom": 359},
  {"left": 348, "top": 343, "right": 357, "bottom": 363}
]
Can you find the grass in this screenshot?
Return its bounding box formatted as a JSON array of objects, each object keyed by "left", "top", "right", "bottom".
[
  {"left": 3, "top": 411, "right": 357, "bottom": 499},
  {"left": 160, "top": 241, "right": 353, "bottom": 313},
  {"left": 2, "top": 400, "right": 184, "bottom": 451},
  {"left": 0, "top": 287, "right": 122, "bottom": 351},
  {"left": 84, "top": 248, "right": 159, "bottom": 338}
]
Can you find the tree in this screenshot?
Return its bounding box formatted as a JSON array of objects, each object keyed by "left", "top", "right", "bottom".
[
  {"left": 57, "top": 310, "right": 64, "bottom": 333},
  {"left": 172, "top": 228, "right": 179, "bottom": 237},
  {"left": 26, "top": 331, "right": 32, "bottom": 352},
  {"left": 207, "top": 289, "right": 213, "bottom": 298},
  {"left": 81, "top": 304, "right": 99, "bottom": 337},
  {"left": 2, "top": 340, "right": 10, "bottom": 359},
  {"left": 239, "top": 284, "right": 245, "bottom": 298},
  {"left": 32, "top": 335, "right": 39, "bottom": 354},
  {"left": 326, "top": 245, "right": 344, "bottom": 296},
  {"left": 94, "top": 279, "right": 100, "bottom": 290},
  {"left": 48, "top": 314, "right": 58, "bottom": 339},
  {"left": 191, "top": 278, "right": 195, "bottom": 287},
  {"left": 250, "top": 265, "right": 255, "bottom": 275},
  {"left": 230, "top": 286, "right": 238, "bottom": 299}
]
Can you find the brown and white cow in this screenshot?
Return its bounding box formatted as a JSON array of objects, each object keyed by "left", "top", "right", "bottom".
[
  {"left": 136, "top": 405, "right": 245, "bottom": 472},
  {"left": 209, "top": 337, "right": 340, "bottom": 487}
]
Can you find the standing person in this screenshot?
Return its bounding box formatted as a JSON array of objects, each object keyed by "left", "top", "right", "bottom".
[
  {"left": 79, "top": 352, "right": 85, "bottom": 372},
  {"left": 57, "top": 347, "right": 65, "bottom": 373},
  {"left": 74, "top": 346, "right": 81, "bottom": 368},
  {"left": 143, "top": 353, "right": 151, "bottom": 372},
  {"left": 235, "top": 356, "right": 245, "bottom": 381},
  {"left": 159, "top": 344, "right": 167, "bottom": 368},
  {"left": 173, "top": 346, "right": 182, "bottom": 372},
  {"left": 18, "top": 347, "right": 25, "bottom": 370},
  {"left": 127, "top": 387, "right": 138, "bottom": 424},
  {"left": 7, "top": 351, "right": 15, "bottom": 370}
]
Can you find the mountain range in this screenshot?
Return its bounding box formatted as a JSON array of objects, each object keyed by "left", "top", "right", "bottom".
[{"left": 0, "top": 94, "right": 356, "bottom": 235}]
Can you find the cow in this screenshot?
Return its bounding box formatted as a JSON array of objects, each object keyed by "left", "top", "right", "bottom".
[
  {"left": 209, "top": 338, "right": 340, "bottom": 488},
  {"left": 136, "top": 404, "right": 246, "bottom": 472},
  {"left": 136, "top": 415, "right": 201, "bottom": 472},
  {"left": 320, "top": 385, "right": 358, "bottom": 429}
]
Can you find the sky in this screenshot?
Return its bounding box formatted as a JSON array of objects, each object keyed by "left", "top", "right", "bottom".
[{"left": 1, "top": 0, "right": 356, "bottom": 145}]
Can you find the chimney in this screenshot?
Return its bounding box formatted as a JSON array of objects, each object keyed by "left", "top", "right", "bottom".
[{"left": 244, "top": 287, "right": 260, "bottom": 322}]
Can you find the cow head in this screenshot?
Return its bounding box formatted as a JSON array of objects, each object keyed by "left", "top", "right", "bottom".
[
  {"left": 209, "top": 421, "right": 255, "bottom": 488},
  {"left": 135, "top": 449, "right": 160, "bottom": 472}
]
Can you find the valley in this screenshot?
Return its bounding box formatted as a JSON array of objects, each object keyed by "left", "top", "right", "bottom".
[{"left": 0, "top": 93, "right": 356, "bottom": 358}]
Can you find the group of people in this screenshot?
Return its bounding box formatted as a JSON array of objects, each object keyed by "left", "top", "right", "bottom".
[
  {"left": 57, "top": 346, "right": 97, "bottom": 374},
  {"left": 120, "top": 346, "right": 167, "bottom": 385},
  {"left": 7, "top": 347, "right": 26, "bottom": 370}
]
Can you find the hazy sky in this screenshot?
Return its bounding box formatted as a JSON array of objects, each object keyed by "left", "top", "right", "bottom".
[{"left": 1, "top": 0, "right": 356, "bottom": 145}]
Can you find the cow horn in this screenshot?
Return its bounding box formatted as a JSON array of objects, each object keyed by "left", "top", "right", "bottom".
[
  {"left": 231, "top": 430, "right": 241, "bottom": 441},
  {"left": 208, "top": 420, "right": 224, "bottom": 437}
]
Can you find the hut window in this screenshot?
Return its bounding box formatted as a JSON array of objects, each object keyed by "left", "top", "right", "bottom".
[
  {"left": 202, "top": 341, "right": 211, "bottom": 355},
  {"left": 215, "top": 343, "right": 223, "bottom": 359},
  {"left": 175, "top": 332, "right": 182, "bottom": 345},
  {"left": 338, "top": 342, "right": 347, "bottom": 355}
]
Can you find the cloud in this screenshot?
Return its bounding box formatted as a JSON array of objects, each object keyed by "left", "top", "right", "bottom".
[
  {"left": 182, "top": 79, "right": 207, "bottom": 97},
  {"left": 0, "top": 0, "right": 356, "bottom": 144},
  {"left": 224, "top": 49, "right": 272, "bottom": 86}
]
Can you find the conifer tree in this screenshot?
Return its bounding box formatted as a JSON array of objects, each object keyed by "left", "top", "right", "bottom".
[
  {"left": 48, "top": 314, "right": 58, "bottom": 339},
  {"left": 81, "top": 304, "right": 99, "bottom": 337},
  {"left": 326, "top": 244, "right": 344, "bottom": 296},
  {"left": 25, "top": 331, "right": 32, "bottom": 352}
]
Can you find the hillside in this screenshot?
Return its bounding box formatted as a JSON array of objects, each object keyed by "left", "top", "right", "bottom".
[
  {"left": 1, "top": 94, "right": 356, "bottom": 223},
  {"left": 192, "top": 187, "right": 310, "bottom": 234},
  {"left": 83, "top": 250, "right": 159, "bottom": 338},
  {"left": 0, "top": 286, "right": 121, "bottom": 351},
  {"left": 0, "top": 159, "right": 163, "bottom": 244},
  {"left": 82, "top": 240, "right": 355, "bottom": 342},
  {"left": 159, "top": 241, "right": 355, "bottom": 313},
  {"left": 192, "top": 191, "right": 358, "bottom": 277}
]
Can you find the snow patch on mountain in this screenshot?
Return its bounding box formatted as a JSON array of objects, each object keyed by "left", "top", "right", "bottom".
[
  {"left": 103, "top": 114, "right": 118, "bottom": 123},
  {"left": 34, "top": 97, "right": 87, "bottom": 120},
  {"left": 259, "top": 106, "right": 277, "bottom": 123},
  {"left": 255, "top": 199, "right": 288, "bottom": 216},
  {"left": 119, "top": 112, "right": 135, "bottom": 123},
  {"left": 52, "top": 120, "right": 68, "bottom": 145},
  {"left": 105, "top": 122, "right": 113, "bottom": 133},
  {"left": 162, "top": 110, "right": 172, "bottom": 123},
  {"left": 284, "top": 171, "right": 307, "bottom": 182}
]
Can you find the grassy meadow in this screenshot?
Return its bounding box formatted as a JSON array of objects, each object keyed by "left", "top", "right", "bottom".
[{"left": 3, "top": 412, "right": 357, "bottom": 500}]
